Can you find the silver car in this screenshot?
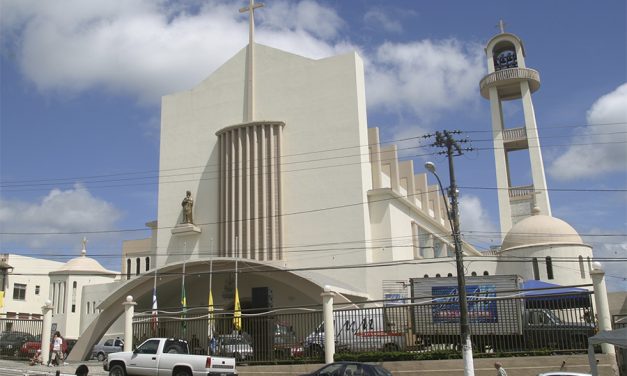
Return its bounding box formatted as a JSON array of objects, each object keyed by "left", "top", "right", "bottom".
[{"left": 216, "top": 335, "right": 253, "bottom": 361}]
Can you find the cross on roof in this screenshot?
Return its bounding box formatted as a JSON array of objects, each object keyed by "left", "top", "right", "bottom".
[
  {"left": 497, "top": 19, "right": 506, "bottom": 33},
  {"left": 239, "top": 0, "right": 264, "bottom": 122},
  {"left": 239, "top": 0, "right": 264, "bottom": 47}
]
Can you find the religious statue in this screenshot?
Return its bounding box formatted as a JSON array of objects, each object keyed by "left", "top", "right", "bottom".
[{"left": 181, "top": 191, "right": 194, "bottom": 224}]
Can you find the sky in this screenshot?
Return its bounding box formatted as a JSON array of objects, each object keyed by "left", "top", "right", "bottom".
[{"left": 1, "top": 0, "right": 625, "bottom": 291}]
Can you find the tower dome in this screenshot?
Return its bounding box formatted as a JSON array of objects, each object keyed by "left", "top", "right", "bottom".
[{"left": 501, "top": 208, "right": 583, "bottom": 251}]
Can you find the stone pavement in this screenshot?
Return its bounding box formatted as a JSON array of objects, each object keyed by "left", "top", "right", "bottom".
[{"left": 0, "top": 359, "right": 107, "bottom": 376}]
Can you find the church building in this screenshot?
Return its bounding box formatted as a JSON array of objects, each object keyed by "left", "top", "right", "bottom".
[{"left": 67, "top": 19, "right": 596, "bottom": 359}]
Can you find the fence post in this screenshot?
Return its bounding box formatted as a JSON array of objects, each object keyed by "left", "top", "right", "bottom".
[
  {"left": 123, "top": 296, "right": 137, "bottom": 352},
  {"left": 321, "top": 289, "right": 335, "bottom": 364},
  {"left": 590, "top": 262, "right": 614, "bottom": 355},
  {"left": 41, "top": 300, "right": 53, "bottom": 364}
]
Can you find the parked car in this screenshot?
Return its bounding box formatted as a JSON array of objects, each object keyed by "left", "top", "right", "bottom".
[
  {"left": 105, "top": 337, "right": 237, "bottom": 376},
  {"left": 19, "top": 335, "right": 70, "bottom": 358},
  {"left": 0, "top": 331, "right": 36, "bottom": 357},
  {"left": 300, "top": 361, "right": 393, "bottom": 376},
  {"left": 216, "top": 334, "right": 253, "bottom": 361},
  {"left": 92, "top": 337, "right": 124, "bottom": 361}
]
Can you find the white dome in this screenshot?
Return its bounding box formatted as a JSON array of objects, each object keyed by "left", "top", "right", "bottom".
[
  {"left": 501, "top": 212, "right": 583, "bottom": 251},
  {"left": 50, "top": 252, "right": 116, "bottom": 276}
]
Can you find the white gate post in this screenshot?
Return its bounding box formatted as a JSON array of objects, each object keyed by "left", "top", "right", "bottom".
[
  {"left": 321, "top": 289, "right": 335, "bottom": 364},
  {"left": 590, "top": 262, "right": 614, "bottom": 355},
  {"left": 41, "top": 300, "right": 54, "bottom": 364},
  {"left": 123, "top": 295, "right": 137, "bottom": 352}
]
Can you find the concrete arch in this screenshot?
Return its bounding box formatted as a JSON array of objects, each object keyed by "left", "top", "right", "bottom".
[{"left": 67, "top": 257, "right": 366, "bottom": 361}]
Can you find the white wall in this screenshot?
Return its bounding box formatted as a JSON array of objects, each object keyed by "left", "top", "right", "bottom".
[
  {"left": 157, "top": 45, "right": 373, "bottom": 290},
  {"left": 1, "top": 255, "right": 62, "bottom": 317}
]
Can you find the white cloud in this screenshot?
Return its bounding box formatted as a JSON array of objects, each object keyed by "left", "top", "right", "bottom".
[
  {"left": 0, "top": 184, "right": 122, "bottom": 250},
  {"left": 365, "top": 39, "right": 485, "bottom": 122},
  {"left": 458, "top": 195, "right": 498, "bottom": 249},
  {"left": 2, "top": 0, "right": 484, "bottom": 124},
  {"left": 549, "top": 83, "right": 627, "bottom": 180},
  {"left": 363, "top": 10, "right": 403, "bottom": 34},
  {"left": 0, "top": 0, "right": 348, "bottom": 104}
]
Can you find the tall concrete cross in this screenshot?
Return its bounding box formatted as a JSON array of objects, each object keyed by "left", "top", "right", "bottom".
[{"left": 239, "top": 0, "right": 264, "bottom": 122}]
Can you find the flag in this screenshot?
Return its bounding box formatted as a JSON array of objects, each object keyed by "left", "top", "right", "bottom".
[
  {"left": 151, "top": 286, "right": 158, "bottom": 334},
  {"left": 181, "top": 273, "right": 187, "bottom": 333},
  {"left": 233, "top": 288, "right": 241, "bottom": 331},
  {"left": 208, "top": 290, "right": 215, "bottom": 338}
]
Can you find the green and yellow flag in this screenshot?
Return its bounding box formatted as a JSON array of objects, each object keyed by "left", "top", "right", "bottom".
[
  {"left": 181, "top": 274, "right": 187, "bottom": 332},
  {"left": 233, "top": 288, "right": 241, "bottom": 331}
]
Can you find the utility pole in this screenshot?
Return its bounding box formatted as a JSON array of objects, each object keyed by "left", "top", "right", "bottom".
[{"left": 428, "top": 130, "right": 474, "bottom": 376}]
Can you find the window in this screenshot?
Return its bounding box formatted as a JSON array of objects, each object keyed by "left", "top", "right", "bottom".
[
  {"left": 72, "top": 304, "right": 76, "bottom": 313},
  {"left": 423, "top": 274, "right": 429, "bottom": 278},
  {"left": 471, "top": 272, "right": 477, "bottom": 276},
  {"left": 483, "top": 271, "right": 489, "bottom": 276},
  {"left": 447, "top": 273, "right": 453, "bottom": 277},
  {"left": 35, "top": 285, "right": 40, "bottom": 295},
  {"left": 87, "top": 302, "right": 90, "bottom": 314},
  {"left": 13, "top": 284, "right": 26, "bottom": 300},
  {"left": 579, "top": 256, "right": 585, "bottom": 279},
  {"left": 136, "top": 258, "right": 140, "bottom": 276},
  {"left": 435, "top": 274, "right": 441, "bottom": 278},
  {"left": 532, "top": 258, "right": 540, "bottom": 280},
  {"left": 145, "top": 257, "right": 150, "bottom": 271},
  {"left": 126, "top": 259, "right": 131, "bottom": 280},
  {"left": 136, "top": 339, "right": 160, "bottom": 354},
  {"left": 546, "top": 256, "right": 554, "bottom": 280},
  {"left": 104, "top": 339, "right": 114, "bottom": 346}
]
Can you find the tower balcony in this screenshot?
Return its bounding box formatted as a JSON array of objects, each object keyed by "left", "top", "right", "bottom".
[
  {"left": 480, "top": 67, "right": 540, "bottom": 100},
  {"left": 502, "top": 127, "right": 528, "bottom": 150},
  {"left": 509, "top": 184, "right": 535, "bottom": 201}
]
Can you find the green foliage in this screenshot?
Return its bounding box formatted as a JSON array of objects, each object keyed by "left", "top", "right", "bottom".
[{"left": 334, "top": 350, "right": 460, "bottom": 362}]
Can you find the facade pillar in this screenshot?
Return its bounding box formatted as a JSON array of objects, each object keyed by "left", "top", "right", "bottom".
[
  {"left": 590, "top": 263, "right": 614, "bottom": 355},
  {"left": 321, "top": 290, "right": 336, "bottom": 364},
  {"left": 41, "top": 300, "right": 54, "bottom": 364},
  {"left": 122, "top": 295, "right": 137, "bottom": 352}
]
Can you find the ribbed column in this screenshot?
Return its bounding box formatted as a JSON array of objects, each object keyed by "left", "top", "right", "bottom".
[
  {"left": 275, "top": 124, "right": 283, "bottom": 260},
  {"left": 217, "top": 121, "right": 285, "bottom": 262}
]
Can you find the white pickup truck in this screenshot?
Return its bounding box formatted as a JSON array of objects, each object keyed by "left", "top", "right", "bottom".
[{"left": 105, "top": 338, "right": 237, "bottom": 376}]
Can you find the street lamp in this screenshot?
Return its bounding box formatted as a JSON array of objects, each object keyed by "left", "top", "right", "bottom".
[{"left": 425, "top": 161, "right": 475, "bottom": 376}]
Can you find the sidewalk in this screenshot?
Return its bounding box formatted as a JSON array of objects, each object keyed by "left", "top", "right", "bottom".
[{"left": 0, "top": 359, "right": 107, "bottom": 376}]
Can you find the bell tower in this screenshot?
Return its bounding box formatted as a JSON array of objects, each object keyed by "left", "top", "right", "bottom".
[{"left": 480, "top": 21, "right": 551, "bottom": 239}]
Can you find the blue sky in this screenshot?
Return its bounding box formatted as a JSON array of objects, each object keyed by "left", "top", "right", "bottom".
[{"left": 1, "top": 1, "right": 625, "bottom": 290}]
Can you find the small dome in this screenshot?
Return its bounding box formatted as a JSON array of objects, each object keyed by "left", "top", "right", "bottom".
[
  {"left": 51, "top": 255, "right": 115, "bottom": 275},
  {"left": 50, "top": 240, "right": 116, "bottom": 275},
  {"left": 501, "top": 211, "right": 583, "bottom": 251}
]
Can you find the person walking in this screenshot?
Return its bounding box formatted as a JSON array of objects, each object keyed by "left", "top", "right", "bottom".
[
  {"left": 48, "top": 331, "right": 63, "bottom": 366},
  {"left": 494, "top": 362, "right": 508, "bottom": 376}
]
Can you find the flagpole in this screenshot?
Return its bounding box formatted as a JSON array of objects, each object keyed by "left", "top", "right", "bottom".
[{"left": 182, "top": 242, "right": 187, "bottom": 337}]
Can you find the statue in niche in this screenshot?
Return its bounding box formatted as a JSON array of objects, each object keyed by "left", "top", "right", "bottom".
[{"left": 181, "top": 190, "right": 194, "bottom": 224}]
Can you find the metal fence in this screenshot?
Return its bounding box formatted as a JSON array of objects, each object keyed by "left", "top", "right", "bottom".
[
  {"left": 134, "top": 291, "right": 596, "bottom": 364},
  {"left": 0, "top": 318, "right": 43, "bottom": 359}
]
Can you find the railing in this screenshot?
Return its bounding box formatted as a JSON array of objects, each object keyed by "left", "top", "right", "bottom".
[
  {"left": 503, "top": 127, "right": 527, "bottom": 142},
  {"left": 480, "top": 67, "right": 540, "bottom": 98},
  {"left": 509, "top": 185, "right": 535, "bottom": 199},
  {"left": 133, "top": 290, "right": 595, "bottom": 364},
  {"left": 0, "top": 318, "right": 43, "bottom": 359}
]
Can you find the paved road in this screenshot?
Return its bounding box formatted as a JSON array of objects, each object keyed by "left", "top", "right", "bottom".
[{"left": 0, "top": 359, "right": 107, "bottom": 376}]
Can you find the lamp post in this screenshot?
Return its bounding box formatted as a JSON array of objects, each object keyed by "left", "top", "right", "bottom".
[{"left": 425, "top": 161, "right": 475, "bottom": 376}]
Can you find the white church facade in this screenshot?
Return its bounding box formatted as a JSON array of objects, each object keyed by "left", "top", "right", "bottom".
[{"left": 25, "top": 23, "right": 594, "bottom": 359}]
